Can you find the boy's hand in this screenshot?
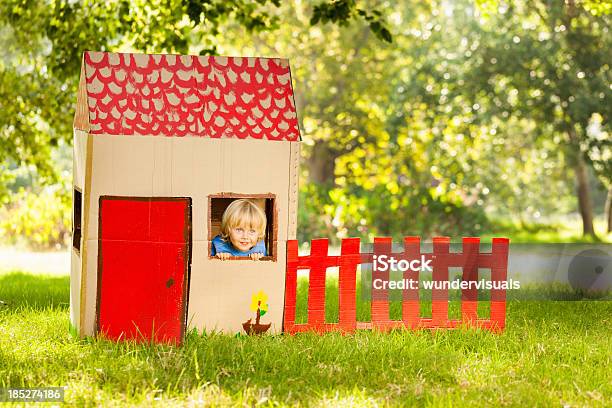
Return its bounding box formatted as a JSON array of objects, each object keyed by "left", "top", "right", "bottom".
[
  {"left": 250, "top": 253, "right": 264, "bottom": 261},
  {"left": 216, "top": 253, "right": 231, "bottom": 260}
]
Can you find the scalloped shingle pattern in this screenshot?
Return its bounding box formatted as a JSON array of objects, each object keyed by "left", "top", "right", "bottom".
[{"left": 83, "top": 51, "right": 300, "bottom": 141}]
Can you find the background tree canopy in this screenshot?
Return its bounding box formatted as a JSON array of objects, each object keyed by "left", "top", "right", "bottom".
[{"left": 0, "top": 0, "right": 610, "bottom": 248}]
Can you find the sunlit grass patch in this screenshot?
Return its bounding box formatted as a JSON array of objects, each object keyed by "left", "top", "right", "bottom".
[{"left": 0, "top": 270, "right": 610, "bottom": 406}]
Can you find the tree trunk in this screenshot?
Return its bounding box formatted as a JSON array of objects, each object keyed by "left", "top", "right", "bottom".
[
  {"left": 575, "top": 153, "right": 597, "bottom": 238},
  {"left": 308, "top": 141, "right": 337, "bottom": 185},
  {"left": 605, "top": 186, "right": 612, "bottom": 233}
]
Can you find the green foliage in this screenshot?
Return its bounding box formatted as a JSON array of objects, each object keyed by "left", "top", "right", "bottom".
[
  {"left": 1, "top": 0, "right": 609, "bottom": 243},
  {"left": 297, "top": 183, "right": 336, "bottom": 243},
  {"left": 0, "top": 0, "right": 391, "bottom": 202},
  {"left": 469, "top": 0, "right": 611, "bottom": 183},
  {"left": 246, "top": 0, "right": 604, "bottom": 240},
  {"left": 582, "top": 0, "right": 612, "bottom": 16},
  {"left": 0, "top": 186, "right": 71, "bottom": 250},
  {"left": 310, "top": 0, "right": 392, "bottom": 42}
]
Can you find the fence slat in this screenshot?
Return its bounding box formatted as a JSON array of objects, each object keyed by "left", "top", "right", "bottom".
[
  {"left": 307, "top": 239, "right": 329, "bottom": 327},
  {"left": 402, "top": 236, "right": 421, "bottom": 328},
  {"left": 371, "top": 237, "right": 392, "bottom": 327},
  {"left": 490, "top": 238, "right": 510, "bottom": 330},
  {"left": 461, "top": 237, "right": 480, "bottom": 323},
  {"left": 338, "top": 238, "right": 360, "bottom": 331},
  {"left": 283, "top": 240, "right": 299, "bottom": 332},
  {"left": 432, "top": 237, "right": 450, "bottom": 326},
  {"left": 283, "top": 236, "right": 509, "bottom": 335}
]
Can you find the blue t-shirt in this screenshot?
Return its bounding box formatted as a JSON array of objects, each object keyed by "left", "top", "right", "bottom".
[{"left": 211, "top": 235, "right": 267, "bottom": 257}]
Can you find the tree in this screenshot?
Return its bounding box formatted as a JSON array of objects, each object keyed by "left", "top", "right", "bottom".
[
  {"left": 223, "top": 2, "right": 501, "bottom": 239},
  {"left": 0, "top": 0, "right": 391, "bottom": 200},
  {"left": 2, "top": 0, "right": 606, "bottom": 244},
  {"left": 470, "top": 0, "right": 612, "bottom": 236},
  {"left": 463, "top": 0, "right": 611, "bottom": 238},
  {"left": 217, "top": 0, "right": 594, "bottom": 240}
]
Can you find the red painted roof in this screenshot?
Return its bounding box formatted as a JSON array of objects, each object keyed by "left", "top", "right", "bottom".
[{"left": 82, "top": 51, "right": 301, "bottom": 141}]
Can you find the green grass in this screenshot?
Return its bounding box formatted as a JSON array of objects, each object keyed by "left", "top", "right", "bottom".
[
  {"left": 1, "top": 271, "right": 611, "bottom": 406},
  {"left": 481, "top": 217, "right": 612, "bottom": 243}
]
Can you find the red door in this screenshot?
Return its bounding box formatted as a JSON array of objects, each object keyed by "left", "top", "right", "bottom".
[{"left": 97, "top": 197, "right": 191, "bottom": 344}]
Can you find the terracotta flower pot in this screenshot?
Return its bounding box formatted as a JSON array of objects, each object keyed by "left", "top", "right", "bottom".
[{"left": 242, "top": 319, "right": 271, "bottom": 335}]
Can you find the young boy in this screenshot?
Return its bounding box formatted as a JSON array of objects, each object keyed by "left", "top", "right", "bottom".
[{"left": 211, "top": 199, "right": 267, "bottom": 260}]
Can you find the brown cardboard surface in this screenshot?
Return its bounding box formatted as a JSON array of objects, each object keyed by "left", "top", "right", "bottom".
[
  {"left": 82, "top": 238, "right": 99, "bottom": 336},
  {"left": 73, "top": 129, "right": 89, "bottom": 190},
  {"left": 84, "top": 135, "right": 114, "bottom": 241},
  {"left": 73, "top": 60, "right": 90, "bottom": 132},
  {"left": 87, "top": 136, "right": 291, "bottom": 242},
  {"left": 188, "top": 241, "right": 287, "bottom": 334},
  {"left": 75, "top": 51, "right": 302, "bottom": 337},
  {"left": 288, "top": 141, "right": 300, "bottom": 240},
  {"left": 87, "top": 134, "right": 155, "bottom": 240},
  {"left": 84, "top": 137, "right": 109, "bottom": 241},
  {"left": 78, "top": 133, "right": 94, "bottom": 336},
  {"left": 152, "top": 137, "right": 173, "bottom": 196},
  {"left": 69, "top": 248, "right": 82, "bottom": 332},
  {"left": 80, "top": 134, "right": 296, "bottom": 335},
  {"left": 110, "top": 135, "right": 155, "bottom": 196},
  {"left": 170, "top": 136, "right": 196, "bottom": 197}
]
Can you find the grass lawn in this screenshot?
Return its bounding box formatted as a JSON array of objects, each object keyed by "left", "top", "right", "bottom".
[
  {"left": 0, "top": 270, "right": 610, "bottom": 406},
  {"left": 481, "top": 217, "right": 612, "bottom": 244}
]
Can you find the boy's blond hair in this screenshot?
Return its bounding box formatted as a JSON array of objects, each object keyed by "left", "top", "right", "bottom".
[{"left": 220, "top": 199, "right": 267, "bottom": 241}]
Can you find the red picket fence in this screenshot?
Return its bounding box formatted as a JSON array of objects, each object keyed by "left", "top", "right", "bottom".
[{"left": 283, "top": 237, "right": 510, "bottom": 334}]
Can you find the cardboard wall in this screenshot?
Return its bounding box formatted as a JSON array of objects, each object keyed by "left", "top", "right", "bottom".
[
  {"left": 73, "top": 62, "right": 90, "bottom": 132},
  {"left": 73, "top": 130, "right": 88, "bottom": 191},
  {"left": 69, "top": 129, "right": 90, "bottom": 333},
  {"left": 69, "top": 249, "right": 81, "bottom": 332},
  {"left": 288, "top": 142, "right": 300, "bottom": 240},
  {"left": 79, "top": 135, "right": 297, "bottom": 335}
]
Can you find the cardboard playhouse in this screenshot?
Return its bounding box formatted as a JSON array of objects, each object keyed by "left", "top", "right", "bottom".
[{"left": 71, "top": 51, "right": 301, "bottom": 343}]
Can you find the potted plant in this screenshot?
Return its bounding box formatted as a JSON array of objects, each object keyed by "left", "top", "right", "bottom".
[{"left": 242, "top": 290, "right": 271, "bottom": 335}]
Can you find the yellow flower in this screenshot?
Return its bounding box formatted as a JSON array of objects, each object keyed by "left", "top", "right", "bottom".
[{"left": 249, "top": 290, "right": 268, "bottom": 312}]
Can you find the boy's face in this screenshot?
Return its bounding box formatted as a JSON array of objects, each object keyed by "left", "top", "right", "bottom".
[{"left": 229, "top": 226, "right": 259, "bottom": 252}]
